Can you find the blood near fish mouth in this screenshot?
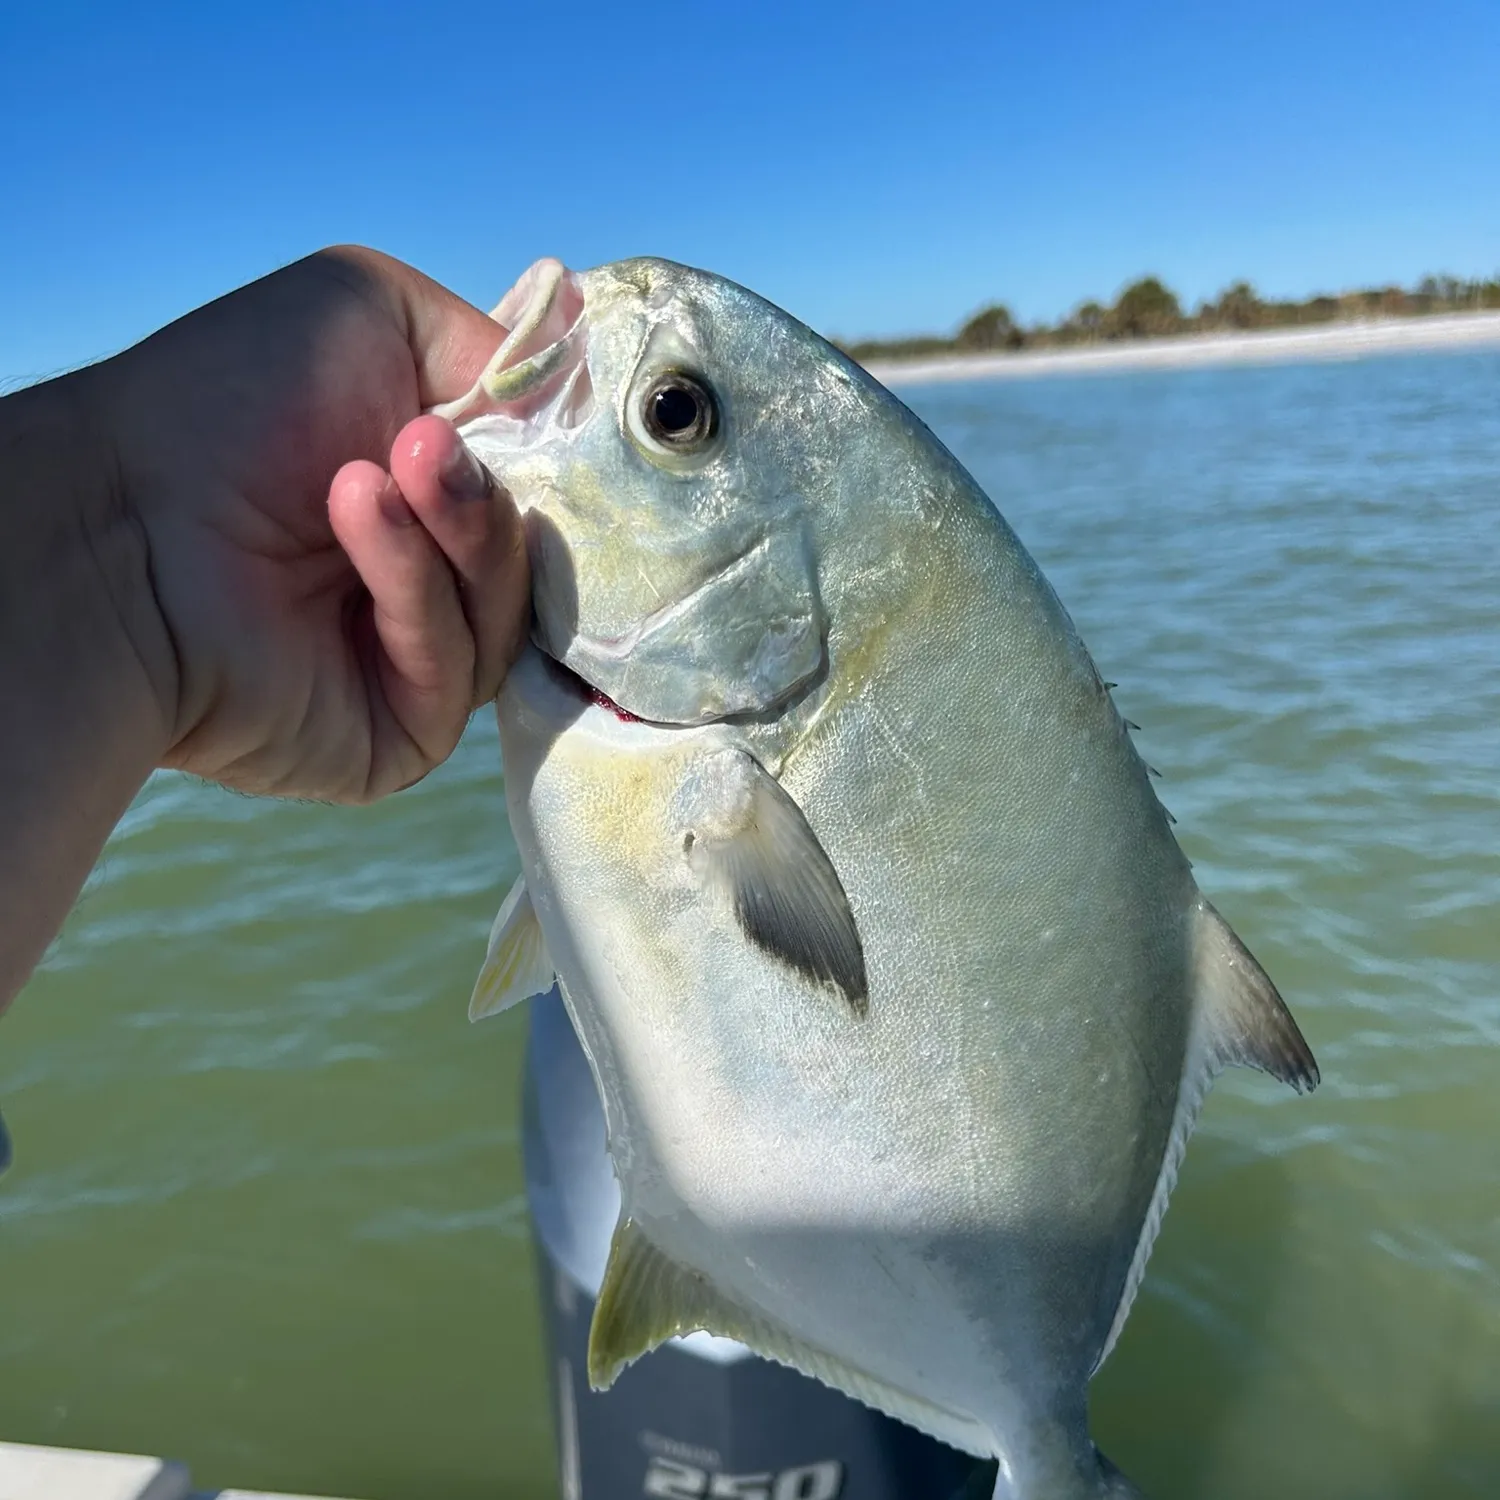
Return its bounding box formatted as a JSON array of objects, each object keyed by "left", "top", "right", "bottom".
[{"left": 539, "top": 649, "right": 642, "bottom": 724}]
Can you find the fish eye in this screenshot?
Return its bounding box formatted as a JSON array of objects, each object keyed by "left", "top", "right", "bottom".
[{"left": 639, "top": 372, "right": 718, "bottom": 453}]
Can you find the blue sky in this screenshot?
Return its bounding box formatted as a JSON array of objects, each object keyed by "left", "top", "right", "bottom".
[{"left": 2, "top": 0, "right": 1497, "bottom": 387}]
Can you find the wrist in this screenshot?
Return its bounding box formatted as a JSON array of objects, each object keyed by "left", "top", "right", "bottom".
[
  {"left": 0, "top": 373, "right": 174, "bottom": 1003},
  {"left": 0, "top": 371, "right": 177, "bottom": 749}
]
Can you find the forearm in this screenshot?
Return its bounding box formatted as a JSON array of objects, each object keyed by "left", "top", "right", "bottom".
[{"left": 0, "top": 376, "right": 171, "bottom": 1011}]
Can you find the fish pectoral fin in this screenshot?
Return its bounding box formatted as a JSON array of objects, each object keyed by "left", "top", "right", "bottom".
[
  {"left": 1193, "top": 899, "right": 1319, "bottom": 1090},
  {"left": 588, "top": 1220, "right": 992, "bottom": 1457},
  {"left": 688, "top": 752, "right": 868, "bottom": 1016},
  {"left": 468, "top": 877, "right": 555, "bottom": 1022}
]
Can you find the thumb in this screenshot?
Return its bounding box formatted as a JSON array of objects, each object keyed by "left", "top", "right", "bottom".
[{"left": 317, "top": 245, "right": 507, "bottom": 410}]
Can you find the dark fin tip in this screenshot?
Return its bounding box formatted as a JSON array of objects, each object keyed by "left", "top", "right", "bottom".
[
  {"left": 734, "top": 881, "right": 869, "bottom": 1016},
  {"left": 1231, "top": 1000, "right": 1320, "bottom": 1091}
]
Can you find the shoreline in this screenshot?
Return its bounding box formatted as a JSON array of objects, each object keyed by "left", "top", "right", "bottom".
[{"left": 863, "top": 309, "right": 1500, "bottom": 386}]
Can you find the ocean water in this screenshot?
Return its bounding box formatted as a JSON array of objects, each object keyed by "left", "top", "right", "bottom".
[{"left": 2, "top": 349, "right": 1497, "bottom": 1499}]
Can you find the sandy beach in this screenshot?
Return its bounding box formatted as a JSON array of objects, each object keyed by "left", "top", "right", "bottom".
[{"left": 865, "top": 309, "right": 1500, "bottom": 386}]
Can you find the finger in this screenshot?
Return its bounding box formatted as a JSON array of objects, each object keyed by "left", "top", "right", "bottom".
[
  {"left": 328, "top": 457, "right": 475, "bottom": 782},
  {"left": 319, "top": 245, "right": 506, "bottom": 408},
  {"left": 389, "top": 415, "right": 530, "bottom": 707}
]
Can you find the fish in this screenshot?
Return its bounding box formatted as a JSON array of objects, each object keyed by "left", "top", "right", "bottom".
[{"left": 442, "top": 257, "right": 1319, "bottom": 1499}]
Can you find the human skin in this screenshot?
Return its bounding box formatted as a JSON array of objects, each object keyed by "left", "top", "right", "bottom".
[{"left": 0, "top": 246, "right": 530, "bottom": 1011}]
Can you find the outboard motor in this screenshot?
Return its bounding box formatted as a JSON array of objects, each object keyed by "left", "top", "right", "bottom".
[{"left": 523, "top": 990, "right": 995, "bottom": 1499}]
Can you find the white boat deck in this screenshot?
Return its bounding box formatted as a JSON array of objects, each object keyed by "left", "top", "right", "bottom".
[{"left": 0, "top": 1443, "right": 357, "bottom": 1500}]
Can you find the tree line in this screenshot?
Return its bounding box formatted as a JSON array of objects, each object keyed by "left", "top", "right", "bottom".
[{"left": 838, "top": 273, "right": 1500, "bottom": 364}]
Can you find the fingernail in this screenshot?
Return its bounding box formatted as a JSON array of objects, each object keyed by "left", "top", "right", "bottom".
[
  {"left": 439, "top": 439, "right": 492, "bottom": 501},
  {"left": 377, "top": 477, "right": 417, "bottom": 527}
]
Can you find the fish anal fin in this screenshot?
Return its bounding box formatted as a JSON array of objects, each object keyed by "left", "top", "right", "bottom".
[
  {"left": 1193, "top": 899, "right": 1319, "bottom": 1091},
  {"left": 589, "top": 1220, "right": 991, "bottom": 1457},
  {"left": 469, "top": 876, "right": 555, "bottom": 1022},
  {"left": 1094, "top": 1022, "right": 1216, "bottom": 1373},
  {"left": 588, "top": 1219, "right": 722, "bottom": 1388}
]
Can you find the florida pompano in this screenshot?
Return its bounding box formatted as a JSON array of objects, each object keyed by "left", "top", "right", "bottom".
[{"left": 442, "top": 257, "right": 1318, "bottom": 1499}]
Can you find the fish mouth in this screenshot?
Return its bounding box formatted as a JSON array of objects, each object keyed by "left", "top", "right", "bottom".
[
  {"left": 436, "top": 261, "right": 648, "bottom": 725},
  {"left": 429, "top": 258, "right": 593, "bottom": 441}
]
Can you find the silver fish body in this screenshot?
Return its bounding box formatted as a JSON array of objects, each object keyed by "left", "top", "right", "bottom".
[{"left": 452, "top": 258, "right": 1318, "bottom": 1500}]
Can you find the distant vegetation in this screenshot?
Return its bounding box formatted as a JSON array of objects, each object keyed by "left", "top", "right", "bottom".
[{"left": 838, "top": 273, "right": 1500, "bottom": 364}]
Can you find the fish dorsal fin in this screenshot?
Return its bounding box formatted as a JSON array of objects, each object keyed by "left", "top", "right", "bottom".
[
  {"left": 1192, "top": 899, "right": 1319, "bottom": 1090},
  {"left": 686, "top": 750, "right": 868, "bottom": 1016},
  {"left": 1094, "top": 898, "right": 1319, "bottom": 1373},
  {"left": 469, "top": 877, "right": 555, "bottom": 1022},
  {"left": 589, "top": 1219, "right": 992, "bottom": 1458}
]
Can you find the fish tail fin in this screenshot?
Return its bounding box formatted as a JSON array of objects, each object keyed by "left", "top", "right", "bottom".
[
  {"left": 991, "top": 1463, "right": 1143, "bottom": 1500},
  {"left": 1091, "top": 1448, "right": 1146, "bottom": 1497},
  {"left": 986, "top": 1426, "right": 1145, "bottom": 1499}
]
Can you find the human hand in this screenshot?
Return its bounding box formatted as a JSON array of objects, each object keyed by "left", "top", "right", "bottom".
[{"left": 89, "top": 246, "right": 527, "bottom": 802}]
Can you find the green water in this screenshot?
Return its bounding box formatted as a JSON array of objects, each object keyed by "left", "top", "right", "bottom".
[{"left": 3, "top": 350, "right": 1498, "bottom": 1499}]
